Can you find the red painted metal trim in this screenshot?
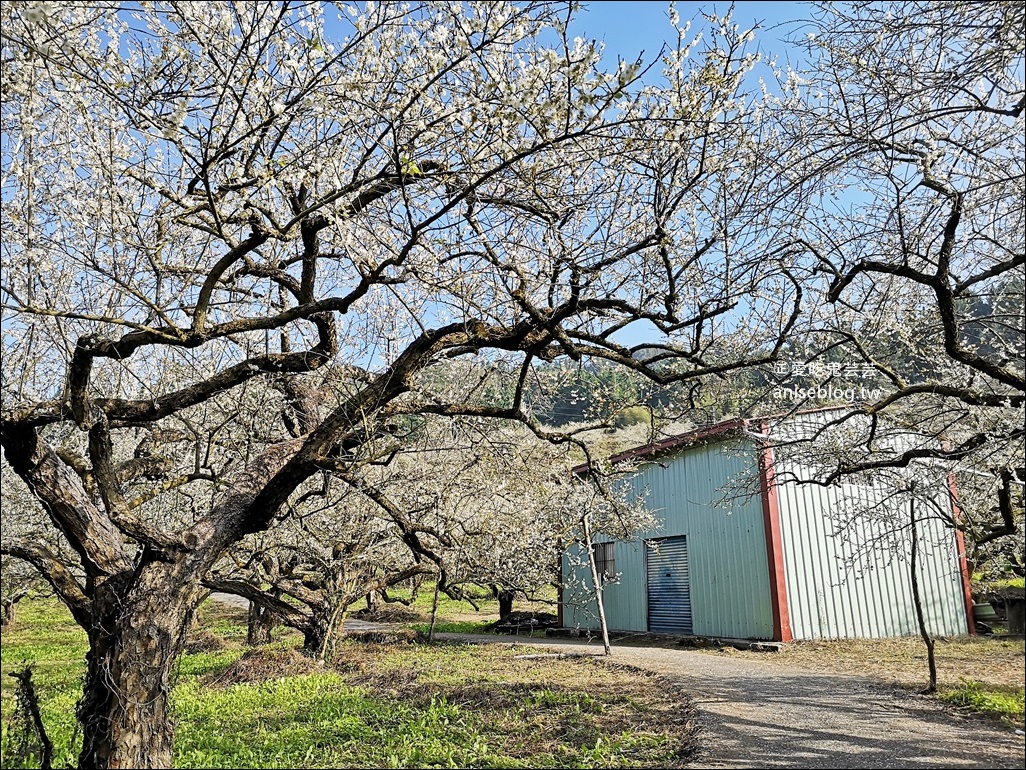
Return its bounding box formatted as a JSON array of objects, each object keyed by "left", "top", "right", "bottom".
[
  {"left": 948, "top": 473, "right": 977, "bottom": 636},
  {"left": 758, "top": 421, "right": 793, "bottom": 643}
]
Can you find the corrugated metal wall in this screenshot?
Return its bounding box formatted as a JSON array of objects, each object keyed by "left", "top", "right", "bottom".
[
  {"left": 774, "top": 456, "right": 969, "bottom": 639},
  {"left": 564, "top": 439, "right": 776, "bottom": 639}
]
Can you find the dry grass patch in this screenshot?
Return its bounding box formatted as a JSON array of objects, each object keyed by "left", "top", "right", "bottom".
[
  {"left": 204, "top": 647, "right": 323, "bottom": 687},
  {"left": 182, "top": 629, "right": 231, "bottom": 654},
  {"left": 759, "top": 636, "right": 1024, "bottom": 690},
  {"left": 714, "top": 634, "right": 1025, "bottom": 727},
  {"left": 344, "top": 627, "right": 424, "bottom": 644},
  {"left": 352, "top": 603, "right": 422, "bottom": 623}
]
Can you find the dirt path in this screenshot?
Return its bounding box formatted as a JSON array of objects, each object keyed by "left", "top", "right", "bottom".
[{"left": 435, "top": 632, "right": 1025, "bottom": 769}]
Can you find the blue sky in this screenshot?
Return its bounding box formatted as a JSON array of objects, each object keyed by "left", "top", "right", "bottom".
[
  {"left": 565, "top": 2, "right": 815, "bottom": 350},
  {"left": 571, "top": 1, "right": 813, "bottom": 69}
]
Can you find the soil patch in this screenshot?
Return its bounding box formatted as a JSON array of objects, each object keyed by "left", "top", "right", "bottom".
[
  {"left": 183, "top": 629, "right": 229, "bottom": 654},
  {"left": 352, "top": 604, "right": 421, "bottom": 623},
  {"left": 205, "top": 648, "right": 321, "bottom": 687}
]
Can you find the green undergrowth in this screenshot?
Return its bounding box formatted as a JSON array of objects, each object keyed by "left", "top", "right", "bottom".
[
  {"left": 0, "top": 600, "right": 89, "bottom": 768},
  {"left": 1, "top": 598, "right": 698, "bottom": 768},
  {"left": 973, "top": 576, "right": 1025, "bottom": 591},
  {"left": 939, "top": 680, "right": 1025, "bottom": 729}
]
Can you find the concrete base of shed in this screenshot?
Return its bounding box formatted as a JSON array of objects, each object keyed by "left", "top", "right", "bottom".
[
  {"left": 675, "top": 636, "right": 782, "bottom": 653},
  {"left": 545, "top": 627, "right": 782, "bottom": 652}
]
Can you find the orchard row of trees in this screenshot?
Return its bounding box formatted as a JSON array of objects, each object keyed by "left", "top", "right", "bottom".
[{"left": 0, "top": 2, "right": 1022, "bottom": 767}]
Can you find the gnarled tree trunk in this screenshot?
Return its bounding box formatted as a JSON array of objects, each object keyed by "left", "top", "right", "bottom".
[
  {"left": 301, "top": 606, "right": 331, "bottom": 656},
  {"left": 2, "top": 594, "right": 24, "bottom": 627},
  {"left": 493, "top": 586, "right": 515, "bottom": 620},
  {"left": 365, "top": 589, "right": 379, "bottom": 612},
  {"left": 247, "top": 601, "right": 278, "bottom": 645},
  {"left": 77, "top": 560, "right": 205, "bottom": 770}
]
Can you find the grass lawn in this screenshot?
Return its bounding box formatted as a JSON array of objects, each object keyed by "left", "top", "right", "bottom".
[
  {"left": 1, "top": 598, "right": 698, "bottom": 768},
  {"left": 714, "top": 634, "right": 1025, "bottom": 728}
]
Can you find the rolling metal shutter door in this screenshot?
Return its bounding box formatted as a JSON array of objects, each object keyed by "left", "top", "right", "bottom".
[{"left": 646, "top": 536, "right": 693, "bottom": 634}]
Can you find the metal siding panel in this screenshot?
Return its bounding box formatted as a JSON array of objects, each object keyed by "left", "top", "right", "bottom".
[
  {"left": 599, "top": 539, "right": 647, "bottom": 631},
  {"left": 778, "top": 475, "right": 814, "bottom": 639},
  {"left": 768, "top": 409, "right": 969, "bottom": 639},
  {"left": 809, "top": 480, "right": 836, "bottom": 636},
  {"left": 562, "top": 543, "right": 596, "bottom": 628},
  {"left": 775, "top": 456, "right": 969, "bottom": 639},
  {"left": 561, "top": 539, "right": 650, "bottom": 632},
  {"left": 635, "top": 441, "right": 775, "bottom": 639},
  {"left": 837, "top": 484, "right": 869, "bottom": 637},
  {"left": 916, "top": 511, "right": 968, "bottom": 637}
]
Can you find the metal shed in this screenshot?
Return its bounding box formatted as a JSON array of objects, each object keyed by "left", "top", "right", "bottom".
[{"left": 561, "top": 413, "right": 974, "bottom": 641}]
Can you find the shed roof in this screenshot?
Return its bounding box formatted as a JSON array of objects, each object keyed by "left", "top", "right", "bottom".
[{"left": 572, "top": 406, "right": 847, "bottom": 475}]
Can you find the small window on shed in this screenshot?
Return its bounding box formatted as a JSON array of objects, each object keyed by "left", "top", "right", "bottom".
[{"left": 593, "top": 542, "right": 616, "bottom": 584}]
